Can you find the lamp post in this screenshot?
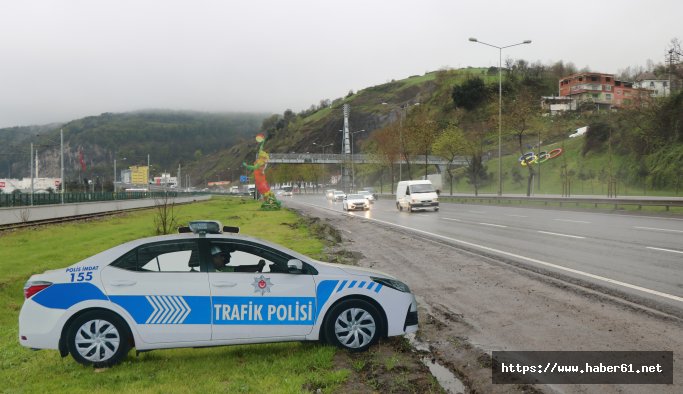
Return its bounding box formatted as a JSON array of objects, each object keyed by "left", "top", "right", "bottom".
[
  {"left": 469, "top": 37, "right": 531, "bottom": 196},
  {"left": 313, "top": 142, "right": 333, "bottom": 188},
  {"left": 350, "top": 130, "right": 365, "bottom": 190},
  {"left": 114, "top": 157, "right": 126, "bottom": 193}
]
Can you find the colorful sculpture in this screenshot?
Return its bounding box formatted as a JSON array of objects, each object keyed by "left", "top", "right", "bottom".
[
  {"left": 518, "top": 148, "right": 563, "bottom": 166},
  {"left": 243, "top": 133, "right": 281, "bottom": 210}
]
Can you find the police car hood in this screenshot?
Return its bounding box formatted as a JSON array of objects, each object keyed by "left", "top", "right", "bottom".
[{"left": 315, "top": 261, "right": 395, "bottom": 279}]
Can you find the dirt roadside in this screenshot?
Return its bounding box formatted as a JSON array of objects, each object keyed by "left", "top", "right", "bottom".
[{"left": 292, "top": 204, "right": 683, "bottom": 394}]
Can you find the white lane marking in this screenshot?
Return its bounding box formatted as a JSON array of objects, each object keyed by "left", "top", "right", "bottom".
[
  {"left": 634, "top": 226, "right": 683, "bottom": 234},
  {"left": 468, "top": 210, "right": 486, "bottom": 214},
  {"left": 646, "top": 247, "right": 683, "bottom": 255},
  {"left": 479, "top": 222, "right": 508, "bottom": 228},
  {"left": 505, "top": 214, "right": 528, "bottom": 218},
  {"left": 537, "top": 231, "right": 585, "bottom": 239},
  {"left": 294, "top": 200, "right": 683, "bottom": 303},
  {"left": 554, "top": 219, "right": 591, "bottom": 224},
  {"left": 442, "top": 218, "right": 462, "bottom": 222}
]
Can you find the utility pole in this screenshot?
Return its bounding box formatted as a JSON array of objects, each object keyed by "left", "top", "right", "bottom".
[
  {"left": 30, "top": 143, "right": 34, "bottom": 206},
  {"left": 60, "top": 129, "right": 64, "bottom": 203},
  {"left": 342, "top": 104, "right": 351, "bottom": 193}
]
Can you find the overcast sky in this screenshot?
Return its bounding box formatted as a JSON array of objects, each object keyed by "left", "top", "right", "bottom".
[{"left": 0, "top": 0, "right": 680, "bottom": 128}]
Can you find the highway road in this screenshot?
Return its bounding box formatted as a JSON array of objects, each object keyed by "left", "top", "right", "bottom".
[{"left": 285, "top": 194, "right": 683, "bottom": 315}]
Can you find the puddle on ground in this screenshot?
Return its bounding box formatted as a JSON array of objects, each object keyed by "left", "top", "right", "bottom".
[
  {"left": 406, "top": 333, "right": 467, "bottom": 394},
  {"left": 422, "top": 357, "right": 467, "bottom": 394}
]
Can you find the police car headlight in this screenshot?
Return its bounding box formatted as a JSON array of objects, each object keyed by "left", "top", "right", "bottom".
[{"left": 371, "top": 277, "right": 411, "bottom": 293}]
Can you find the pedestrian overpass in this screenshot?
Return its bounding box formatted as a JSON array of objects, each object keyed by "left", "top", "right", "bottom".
[{"left": 268, "top": 153, "right": 469, "bottom": 173}]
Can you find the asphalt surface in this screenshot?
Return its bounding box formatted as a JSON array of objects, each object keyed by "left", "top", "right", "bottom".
[
  {"left": 286, "top": 195, "right": 683, "bottom": 315},
  {"left": 283, "top": 194, "right": 683, "bottom": 393}
]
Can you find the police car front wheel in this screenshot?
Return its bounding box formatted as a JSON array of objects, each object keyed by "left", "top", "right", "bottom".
[
  {"left": 66, "top": 310, "right": 131, "bottom": 367},
  {"left": 325, "top": 299, "right": 381, "bottom": 352}
]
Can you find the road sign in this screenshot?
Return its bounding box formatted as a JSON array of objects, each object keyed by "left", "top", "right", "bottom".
[{"left": 240, "top": 175, "right": 248, "bottom": 183}]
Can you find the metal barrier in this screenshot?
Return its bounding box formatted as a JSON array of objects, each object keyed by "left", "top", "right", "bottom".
[
  {"left": 438, "top": 195, "right": 683, "bottom": 212},
  {"left": 0, "top": 191, "right": 208, "bottom": 208}
]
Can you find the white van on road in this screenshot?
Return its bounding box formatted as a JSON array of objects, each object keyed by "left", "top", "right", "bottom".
[{"left": 395, "top": 180, "right": 439, "bottom": 212}]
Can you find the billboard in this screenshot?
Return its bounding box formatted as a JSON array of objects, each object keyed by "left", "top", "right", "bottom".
[{"left": 130, "top": 166, "right": 149, "bottom": 185}]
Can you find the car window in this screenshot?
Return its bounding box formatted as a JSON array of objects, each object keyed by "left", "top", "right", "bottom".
[
  {"left": 208, "top": 241, "right": 307, "bottom": 274},
  {"left": 111, "top": 241, "right": 200, "bottom": 272},
  {"left": 410, "top": 184, "right": 434, "bottom": 193}
]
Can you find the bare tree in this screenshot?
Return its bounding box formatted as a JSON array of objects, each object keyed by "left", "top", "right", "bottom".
[
  {"left": 16, "top": 207, "right": 31, "bottom": 223},
  {"left": 505, "top": 88, "right": 540, "bottom": 196},
  {"left": 405, "top": 105, "right": 440, "bottom": 179},
  {"left": 154, "top": 191, "right": 179, "bottom": 235},
  {"left": 433, "top": 123, "right": 468, "bottom": 195},
  {"left": 368, "top": 124, "right": 400, "bottom": 193}
]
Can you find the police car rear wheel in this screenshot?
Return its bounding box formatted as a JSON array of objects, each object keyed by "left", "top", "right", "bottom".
[
  {"left": 326, "top": 299, "right": 380, "bottom": 352},
  {"left": 66, "top": 310, "right": 131, "bottom": 367}
]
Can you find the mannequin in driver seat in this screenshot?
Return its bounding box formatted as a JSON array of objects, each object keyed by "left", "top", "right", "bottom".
[{"left": 210, "top": 246, "right": 235, "bottom": 272}]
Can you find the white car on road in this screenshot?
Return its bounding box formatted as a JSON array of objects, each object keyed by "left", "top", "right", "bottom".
[
  {"left": 357, "top": 190, "right": 375, "bottom": 204},
  {"left": 19, "top": 221, "right": 417, "bottom": 367},
  {"left": 343, "top": 194, "right": 370, "bottom": 211}
]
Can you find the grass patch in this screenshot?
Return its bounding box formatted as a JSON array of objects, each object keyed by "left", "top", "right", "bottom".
[{"left": 0, "top": 196, "right": 345, "bottom": 393}]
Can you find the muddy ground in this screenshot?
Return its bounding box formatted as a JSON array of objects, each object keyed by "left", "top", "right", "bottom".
[{"left": 292, "top": 205, "right": 683, "bottom": 394}]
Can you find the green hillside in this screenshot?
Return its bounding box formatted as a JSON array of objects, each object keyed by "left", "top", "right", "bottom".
[
  {"left": 2, "top": 63, "right": 681, "bottom": 196},
  {"left": 242, "top": 66, "right": 681, "bottom": 197},
  {"left": 0, "top": 110, "right": 268, "bottom": 187}
]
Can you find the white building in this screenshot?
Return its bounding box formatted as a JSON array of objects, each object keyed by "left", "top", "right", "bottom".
[
  {"left": 0, "top": 178, "right": 62, "bottom": 193},
  {"left": 633, "top": 79, "right": 670, "bottom": 97},
  {"left": 153, "top": 173, "right": 178, "bottom": 187},
  {"left": 633, "top": 73, "right": 670, "bottom": 97}
]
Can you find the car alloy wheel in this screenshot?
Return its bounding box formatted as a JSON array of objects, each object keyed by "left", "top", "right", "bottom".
[
  {"left": 325, "top": 299, "right": 381, "bottom": 352},
  {"left": 75, "top": 319, "right": 120, "bottom": 362},
  {"left": 334, "top": 308, "right": 376, "bottom": 349},
  {"left": 67, "top": 310, "right": 131, "bottom": 367}
]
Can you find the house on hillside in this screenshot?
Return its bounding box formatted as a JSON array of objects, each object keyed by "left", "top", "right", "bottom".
[
  {"left": 633, "top": 72, "right": 670, "bottom": 97},
  {"left": 540, "top": 96, "right": 576, "bottom": 115},
  {"left": 555, "top": 72, "right": 650, "bottom": 112}
]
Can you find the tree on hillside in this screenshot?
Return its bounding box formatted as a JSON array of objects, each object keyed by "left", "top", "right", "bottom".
[
  {"left": 405, "top": 105, "right": 440, "bottom": 179},
  {"left": 505, "top": 88, "right": 541, "bottom": 196},
  {"left": 458, "top": 106, "right": 494, "bottom": 196},
  {"left": 451, "top": 77, "right": 490, "bottom": 111},
  {"left": 433, "top": 123, "right": 467, "bottom": 195},
  {"left": 368, "top": 124, "right": 401, "bottom": 193},
  {"left": 451, "top": 78, "right": 496, "bottom": 195}
]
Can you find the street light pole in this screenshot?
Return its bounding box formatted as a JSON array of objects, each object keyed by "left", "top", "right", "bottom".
[
  {"left": 60, "top": 129, "right": 64, "bottom": 204},
  {"left": 350, "top": 130, "right": 365, "bottom": 190},
  {"left": 114, "top": 157, "right": 127, "bottom": 195},
  {"left": 469, "top": 37, "right": 531, "bottom": 196},
  {"left": 30, "top": 142, "right": 34, "bottom": 206}
]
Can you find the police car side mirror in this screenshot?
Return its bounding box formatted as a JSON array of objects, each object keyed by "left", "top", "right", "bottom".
[{"left": 287, "top": 259, "right": 303, "bottom": 273}]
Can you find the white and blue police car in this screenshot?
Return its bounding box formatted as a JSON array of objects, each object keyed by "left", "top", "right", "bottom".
[{"left": 19, "top": 220, "right": 418, "bottom": 367}]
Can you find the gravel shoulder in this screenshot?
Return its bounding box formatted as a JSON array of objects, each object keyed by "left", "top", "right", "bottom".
[{"left": 292, "top": 203, "right": 683, "bottom": 394}]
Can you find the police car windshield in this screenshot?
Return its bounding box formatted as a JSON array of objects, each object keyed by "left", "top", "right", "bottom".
[{"left": 410, "top": 184, "right": 434, "bottom": 193}]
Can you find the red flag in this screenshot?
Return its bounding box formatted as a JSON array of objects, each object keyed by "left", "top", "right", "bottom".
[{"left": 79, "top": 148, "right": 86, "bottom": 172}]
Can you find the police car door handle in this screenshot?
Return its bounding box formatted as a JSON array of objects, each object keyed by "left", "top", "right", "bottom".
[
  {"left": 212, "top": 281, "right": 237, "bottom": 288},
  {"left": 109, "top": 280, "right": 136, "bottom": 287}
]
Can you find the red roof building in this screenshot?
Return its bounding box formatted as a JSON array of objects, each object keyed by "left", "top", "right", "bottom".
[{"left": 558, "top": 72, "right": 649, "bottom": 110}]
